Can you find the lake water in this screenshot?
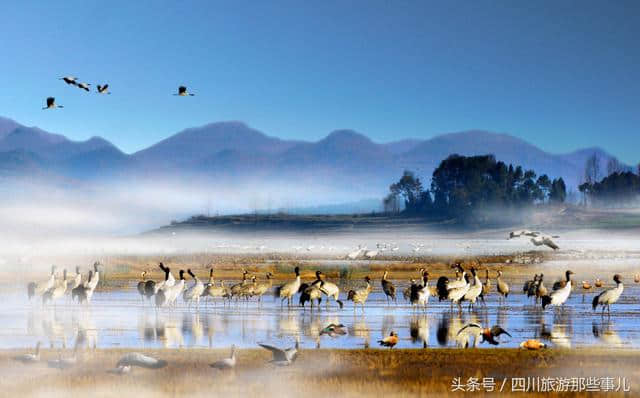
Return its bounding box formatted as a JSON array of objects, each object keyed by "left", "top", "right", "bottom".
[{"left": 1, "top": 280, "right": 638, "bottom": 351}]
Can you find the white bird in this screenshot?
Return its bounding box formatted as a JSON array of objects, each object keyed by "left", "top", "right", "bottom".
[
  {"left": 448, "top": 273, "right": 471, "bottom": 310},
  {"left": 258, "top": 340, "right": 299, "bottom": 366},
  {"left": 508, "top": 230, "right": 539, "bottom": 239},
  {"left": 13, "top": 341, "right": 41, "bottom": 364},
  {"left": 28, "top": 265, "right": 56, "bottom": 300},
  {"left": 43, "top": 269, "right": 68, "bottom": 305},
  {"left": 85, "top": 262, "right": 100, "bottom": 302},
  {"left": 77, "top": 82, "right": 91, "bottom": 92},
  {"left": 347, "top": 247, "right": 364, "bottom": 260},
  {"left": 59, "top": 76, "right": 78, "bottom": 86},
  {"left": 541, "top": 270, "right": 574, "bottom": 309},
  {"left": 318, "top": 272, "right": 343, "bottom": 309},
  {"left": 97, "top": 84, "right": 111, "bottom": 94},
  {"left": 162, "top": 270, "right": 186, "bottom": 306},
  {"left": 531, "top": 235, "right": 559, "bottom": 250},
  {"left": 70, "top": 266, "right": 82, "bottom": 291},
  {"left": 209, "top": 345, "right": 236, "bottom": 370},
  {"left": 174, "top": 86, "right": 195, "bottom": 96},
  {"left": 364, "top": 250, "right": 379, "bottom": 259},
  {"left": 592, "top": 274, "right": 624, "bottom": 315},
  {"left": 42, "top": 97, "right": 63, "bottom": 110},
  {"left": 107, "top": 365, "right": 132, "bottom": 375},
  {"left": 275, "top": 267, "right": 301, "bottom": 307},
  {"left": 183, "top": 269, "right": 205, "bottom": 307},
  {"left": 116, "top": 352, "right": 168, "bottom": 369},
  {"left": 410, "top": 271, "right": 430, "bottom": 310},
  {"left": 463, "top": 267, "right": 483, "bottom": 310}
]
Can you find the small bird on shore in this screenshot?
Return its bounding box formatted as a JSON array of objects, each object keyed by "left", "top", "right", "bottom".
[
  {"left": 258, "top": 340, "right": 299, "bottom": 366},
  {"left": 377, "top": 331, "right": 398, "bottom": 348},
  {"left": 116, "top": 352, "right": 168, "bottom": 369},
  {"left": 519, "top": 339, "right": 547, "bottom": 350},
  {"left": 12, "top": 341, "right": 41, "bottom": 364},
  {"left": 209, "top": 345, "right": 236, "bottom": 370}
]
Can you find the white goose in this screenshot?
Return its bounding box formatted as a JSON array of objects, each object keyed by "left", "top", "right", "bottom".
[{"left": 209, "top": 345, "right": 236, "bottom": 370}]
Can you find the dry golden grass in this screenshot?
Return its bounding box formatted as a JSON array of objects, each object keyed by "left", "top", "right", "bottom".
[{"left": 1, "top": 348, "right": 638, "bottom": 397}]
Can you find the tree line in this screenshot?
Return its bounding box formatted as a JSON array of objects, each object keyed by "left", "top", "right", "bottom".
[
  {"left": 383, "top": 154, "right": 566, "bottom": 220},
  {"left": 578, "top": 153, "right": 640, "bottom": 208}
]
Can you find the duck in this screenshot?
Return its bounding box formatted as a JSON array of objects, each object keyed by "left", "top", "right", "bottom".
[
  {"left": 377, "top": 331, "right": 398, "bottom": 348},
  {"left": 519, "top": 339, "right": 547, "bottom": 350},
  {"left": 592, "top": 274, "right": 624, "bottom": 315},
  {"left": 456, "top": 323, "right": 511, "bottom": 347},
  {"left": 594, "top": 278, "right": 604, "bottom": 288},
  {"left": 319, "top": 323, "right": 347, "bottom": 337}
]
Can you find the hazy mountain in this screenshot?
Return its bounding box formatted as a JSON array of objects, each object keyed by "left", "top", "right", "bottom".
[{"left": 0, "top": 116, "right": 627, "bottom": 197}]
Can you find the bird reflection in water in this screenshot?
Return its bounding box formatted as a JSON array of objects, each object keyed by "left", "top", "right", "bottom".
[{"left": 409, "top": 315, "right": 429, "bottom": 348}]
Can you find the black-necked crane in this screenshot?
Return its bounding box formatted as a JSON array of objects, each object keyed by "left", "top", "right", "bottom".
[
  {"left": 447, "top": 272, "right": 471, "bottom": 311},
  {"left": 410, "top": 270, "right": 430, "bottom": 310},
  {"left": 519, "top": 339, "right": 547, "bottom": 350},
  {"left": 116, "top": 352, "right": 168, "bottom": 369},
  {"left": 274, "top": 266, "right": 301, "bottom": 307},
  {"left": 43, "top": 269, "right": 68, "bottom": 306},
  {"left": 163, "top": 269, "right": 186, "bottom": 306},
  {"left": 481, "top": 269, "right": 491, "bottom": 300},
  {"left": 97, "top": 84, "right": 111, "bottom": 94},
  {"left": 70, "top": 266, "right": 82, "bottom": 292},
  {"left": 85, "top": 262, "right": 100, "bottom": 302},
  {"left": 209, "top": 345, "right": 236, "bottom": 370},
  {"left": 456, "top": 323, "right": 511, "bottom": 347},
  {"left": 592, "top": 274, "right": 624, "bottom": 315},
  {"left": 347, "top": 275, "right": 372, "bottom": 313},
  {"left": 183, "top": 269, "right": 205, "bottom": 307},
  {"left": 523, "top": 274, "right": 537, "bottom": 296},
  {"left": 136, "top": 271, "right": 148, "bottom": 301},
  {"left": 377, "top": 331, "right": 398, "bottom": 348},
  {"left": 230, "top": 270, "right": 249, "bottom": 300},
  {"left": 72, "top": 270, "right": 92, "bottom": 303},
  {"left": 12, "top": 341, "right": 41, "bottom": 364},
  {"left": 526, "top": 274, "right": 539, "bottom": 302},
  {"left": 174, "top": 86, "right": 195, "bottom": 96},
  {"left": 59, "top": 76, "right": 78, "bottom": 86},
  {"left": 463, "top": 267, "right": 483, "bottom": 310},
  {"left": 252, "top": 272, "right": 273, "bottom": 302},
  {"left": 299, "top": 275, "right": 323, "bottom": 309},
  {"left": 77, "top": 82, "right": 91, "bottom": 92},
  {"left": 496, "top": 270, "right": 509, "bottom": 303},
  {"left": 381, "top": 270, "right": 396, "bottom": 304},
  {"left": 317, "top": 272, "right": 342, "bottom": 309},
  {"left": 541, "top": 270, "right": 574, "bottom": 310},
  {"left": 535, "top": 274, "right": 547, "bottom": 303},
  {"left": 258, "top": 339, "right": 299, "bottom": 366},
  {"left": 28, "top": 265, "right": 56, "bottom": 300},
  {"left": 42, "top": 97, "right": 63, "bottom": 110}
]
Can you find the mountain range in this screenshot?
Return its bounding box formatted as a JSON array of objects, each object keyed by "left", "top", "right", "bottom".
[{"left": 0, "top": 116, "right": 625, "bottom": 196}]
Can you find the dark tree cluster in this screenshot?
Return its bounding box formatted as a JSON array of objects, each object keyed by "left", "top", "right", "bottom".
[
  {"left": 579, "top": 171, "right": 640, "bottom": 208},
  {"left": 383, "top": 154, "right": 566, "bottom": 220}
]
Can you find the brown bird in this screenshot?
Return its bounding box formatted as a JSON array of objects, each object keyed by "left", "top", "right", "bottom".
[
  {"left": 634, "top": 274, "right": 640, "bottom": 284},
  {"left": 519, "top": 339, "right": 547, "bottom": 350},
  {"left": 582, "top": 281, "right": 592, "bottom": 290},
  {"left": 456, "top": 323, "right": 511, "bottom": 347},
  {"left": 377, "top": 331, "right": 398, "bottom": 348},
  {"left": 595, "top": 278, "right": 604, "bottom": 288},
  {"left": 496, "top": 270, "right": 509, "bottom": 303},
  {"left": 381, "top": 270, "right": 396, "bottom": 304}
]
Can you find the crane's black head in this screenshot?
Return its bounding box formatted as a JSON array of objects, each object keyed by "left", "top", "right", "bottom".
[
  {"left": 315, "top": 270, "right": 322, "bottom": 277},
  {"left": 294, "top": 266, "right": 300, "bottom": 276},
  {"left": 614, "top": 274, "right": 622, "bottom": 283},
  {"left": 364, "top": 276, "right": 371, "bottom": 283},
  {"left": 179, "top": 270, "right": 185, "bottom": 280},
  {"left": 187, "top": 269, "right": 195, "bottom": 278},
  {"left": 266, "top": 272, "right": 273, "bottom": 279}
]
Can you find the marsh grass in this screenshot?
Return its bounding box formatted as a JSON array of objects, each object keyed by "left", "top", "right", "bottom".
[{"left": 1, "top": 348, "right": 638, "bottom": 397}]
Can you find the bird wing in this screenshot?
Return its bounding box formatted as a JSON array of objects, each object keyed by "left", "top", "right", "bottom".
[
  {"left": 490, "top": 326, "right": 511, "bottom": 337},
  {"left": 258, "top": 343, "right": 287, "bottom": 362},
  {"left": 543, "top": 238, "right": 559, "bottom": 250},
  {"left": 456, "top": 323, "right": 482, "bottom": 336},
  {"left": 102, "top": 84, "right": 109, "bottom": 90}
]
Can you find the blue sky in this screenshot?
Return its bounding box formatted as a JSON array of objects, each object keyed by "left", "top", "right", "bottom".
[{"left": 1, "top": 1, "right": 638, "bottom": 163}]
